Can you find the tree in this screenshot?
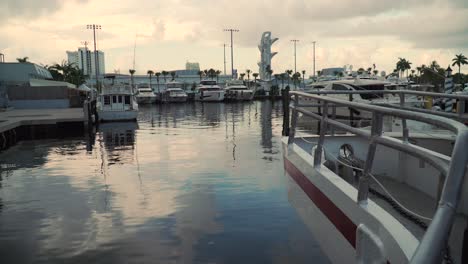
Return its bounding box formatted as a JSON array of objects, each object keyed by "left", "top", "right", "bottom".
[
  {"left": 246, "top": 69, "right": 251, "bottom": 82},
  {"left": 197, "top": 70, "right": 204, "bottom": 81},
  {"left": 301, "top": 70, "right": 306, "bottom": 85},
  {"left": 430, "top": 60, "right": 440, "bottom": 71},
  {"left": 208, "top": 68, "right": 216, "bottom": 80},
  {"left": 366, "top": 67, "right": 372, "bottom": 74},
  {"left": 147, "top": 70, "right": 154, "bottom": 90},
  {"left": 239, "top": 73, "right": 246, "bottom": 80},
  {"left": 16, "top": 57, "right": 29, "bottom": 63},
  {"left": 215, "top": 70, "right": 221, "bottom": 82},
  {"left": 48, "top": 61, "right": 85, "bottom": 86},
  {"left": 155, "top": 72, "right": 161, "bottom": 94},
  {"left": 161, "top": 71, "right": 169, "bottom": 83},
  {"left": 129, "top": 69, "right": 136, "bottom": 91},
  {"left": 252, "top": 73, "right": 259, "bottom": 87},
  {"left": 170, "top": 71, "right": 176, "bottom": 81},
  {"left": 285, "top": 70, "right": 293, "bottom": 85},
  {"left": 357, "top": 68, "right": 365, "bottom": 75},
  {"left": 452, "top": 54, "right": 468, "bottom": 82},
  {"left": 373, "top": 69, "right": 379, "bottom": 76}
]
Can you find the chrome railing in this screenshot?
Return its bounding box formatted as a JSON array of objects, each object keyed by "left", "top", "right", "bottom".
[{"left": 286, "top": 91, "right": 468, "bottom": 263}]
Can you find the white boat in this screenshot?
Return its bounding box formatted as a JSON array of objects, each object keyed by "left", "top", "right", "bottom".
[
  {"left": 282, "top": 91, "right": 468, "bottom": 263},
  {"left": 224, "top": 80, "right": 254, "bottom": 101},
  {"left": 135, "top": 84, "right": 157, "bottom": 104},
  {"left": 97, "top": 84, "right": 138, "bottom": 122},
  {"left": 162, "top": 82, "right": 188, "bottom": 103},
  {"left": 195, "top": 80, "right": 225, "bottom": 102}
]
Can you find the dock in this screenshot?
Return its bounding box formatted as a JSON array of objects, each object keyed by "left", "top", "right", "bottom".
[{"left": 0, "top": 108, "right": 86, "bottom": 151}]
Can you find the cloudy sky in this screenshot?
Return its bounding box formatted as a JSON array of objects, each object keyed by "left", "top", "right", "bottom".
[{"left": 1, "top": 0, "right": 467, "bottom": 75}]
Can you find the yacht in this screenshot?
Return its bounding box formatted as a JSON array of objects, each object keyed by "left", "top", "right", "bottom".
[
  {"left": 96, "top": 84, "right": 138, "bottom": 122},
  {"left": 282, "top": 91, "right": 468, "bottom": 263},
  {"left": 162, "top": 82, "right": 188, "bottom": 103},
  {"left": 135, "top": 83, "right": 157, "bottom": 104},
  {"left": 195, "top": 80, "right": 225, "bottom": 102},
  {"left": 224, "top": 80, "right": 254, "bottom": 101}
]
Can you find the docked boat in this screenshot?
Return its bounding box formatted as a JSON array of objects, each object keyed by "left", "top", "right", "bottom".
[
  {"left": 195, "top": 80, "right": 225, "bottom": 102},
  {"left": 282, "top": 90, "right": 468, "bottom": 263},
  {"left": 96, "top": 84, "right": 138, "bottom": 122},
  {"left": 162, "top": 82, "right": 188, "bottom": 103},
  {"left": 224, "top": 80, "right": 254, "bottom": 101},
  {"left": 135, "top": 84, "right": 157, "bottom": 104}
]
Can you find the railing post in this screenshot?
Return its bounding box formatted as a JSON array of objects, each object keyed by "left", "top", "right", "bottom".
[
  {"left": 349, "top": 94, "right": 355, "bottom": 127},
  {"left": 399, "top": 93, "right": 409, "bottom": 142},
  {"left": 288, "top": 93, "right": 299, "bottom": 147},
  {"left": 282, "top": 87, "right": 290, "bottom": 136},
  {"left": 331, "top": 104, "right": 336, "bottom": 136},
  {"left": 314, "top": 102, "right": 328, "bottom": 168},
  {"left": 457, "top": 99, "right": 466, "bottom": 122},
  {"left": 357, "top": 112, "right": 383, "bottom": 205}
]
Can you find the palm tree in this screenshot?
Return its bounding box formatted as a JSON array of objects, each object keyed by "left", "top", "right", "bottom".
[
  {"left": 452, "top": 54, "right": 468, "bottom": 82},
  {"left": 239, "top": 73, "right": 246, "bottom": 80},
  {"left": 129, "top": 69, "right": 136, "bottom": 92},
  {"left": 252, "top": 73, "right": 259, "bottom": 86},
  {"left": 161, "top": 71, "right": 169, "bottom": 83},
  {"left": 430, "top": 60, "right": 440, "bottom": 71},
  {"left": 246, "top": 69, "right": 251, "bottom": 87},
  {"left": 357, "top": 68, "right": 365, "bottom": 75},
  {"left": 155, "top": 72, "right": 161, "bottom": 94},
  {"left": 208, "top": 68, "right": 216, "bottom": 80},
  {"left": 16, "top": 57, "right": 29, "bottom": 63},
  {"left": 373, "top": 69, "right": 379, "bottom": 76},
  {"left": 366, "top": 67, "right": 372, "bottom": 74},
  {"left": 170, "top": 71, "right": 176, "bottom": 81},
  {"left": 197, "top": 70, "right": 204, "bottom": 81},
  {"left": 48, "top": 61, "right": 85, "bottom": 86},
  {"left": 285, "top": 70, "right": 293, "bottom": 85},
  {"left": 147, "top": 70, "right": 154, "bottom": 90},
  {"left": 215, "top": 70, "right": 221, "bottom": 82},
  {"left": 317, "top": 70, "right": 322, "bottom": 76}
]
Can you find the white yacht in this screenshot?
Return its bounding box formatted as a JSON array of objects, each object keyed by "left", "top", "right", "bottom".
[
  {"left": 135, "top": 83, "right": 157, "bottom": 104},
  {"left": 162, "top": 82, "right": 188, "bottom": 103},
  {"left": 224, "top": 80, "right": 254, "bottom": 101},
  {"left": 282, "top": 91, "right": 468, "bottom": 263},
  {"left": 195, "top": 80, "right": 225, "bottom": 102},
  {"left": 97, "top": 84, "right": 138, "bottom": 122}
]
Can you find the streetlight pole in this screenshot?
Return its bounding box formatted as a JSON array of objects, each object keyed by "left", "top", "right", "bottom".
[
  {"left": 290, "top": 39, "right": 299, "bottom": 73},
  {"left": 224, "top": 28, "right": 239, "bottom": 79},
  {"left": 223, "top": 43, "right": 227, "bottom": 76},
  {"left": 311, "top": 41, "right": 316, "bottom": 78},
  {"left": 87, "top": 24, "right": 101, "bottom": 90}
]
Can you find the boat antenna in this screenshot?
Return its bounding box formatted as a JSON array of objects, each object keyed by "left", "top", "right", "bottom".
[{"left": 133, "top": 33, "right": 137, "bottom": 70}]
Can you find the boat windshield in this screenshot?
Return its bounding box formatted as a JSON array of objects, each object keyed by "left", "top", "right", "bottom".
[
  {"left": 138, "top": 88, "right": 153, "bottom": 93},
  {"left": 200, "top": 81, "right": 217, "bottom": 86},
  {"left": 199, "top": 87, "right": 221, "bottom": 91},
  {"left": 166, "top": 83, "right": 183, "bottom": 89},
  {"left": 347, "top": 84, "right": 383, "bottom": 99}
]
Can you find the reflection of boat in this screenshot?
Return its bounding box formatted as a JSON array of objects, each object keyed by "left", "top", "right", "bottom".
[
  {"left": 283, "top": 91, "right": 468, "bottom": 263},
  {"left": 99, "top": 122, "right": 137, "bottom": 165},
  {"left": 224, "top": 80, "right": 254, "bottom": 101},
  {"left": 195, "top": 80, "right": 225, "bottom": 102},
  {"left": 136, "top": 84, "right": 157, "bottom": 104},
  {"left": 162, "top": 82, "right": 188, "bottom": 103},
  {"left": 97, "top": 84, "right": 138, "bottom": 122}
]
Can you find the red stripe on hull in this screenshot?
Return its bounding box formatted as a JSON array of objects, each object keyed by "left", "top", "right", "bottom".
[{"left": 284, "top": 157, "right": 357, "bottom": 248}]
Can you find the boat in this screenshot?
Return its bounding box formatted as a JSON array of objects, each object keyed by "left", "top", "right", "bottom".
[
  {"left": 135, "top": 83, "right": 157, "bottom": 104},
  {"left": 195, "top": 80, "right": 225, "bottom": 102},
  {"left": 162, "top": 82, "right": 188, "bottom": 103},
  {"left": 224, "top": 80, "right": 254, "bottom": 101},
  {"left": 96, "top": 84, "right": 138, "bottom": 122},
  {"left": 282, "top": 90, "right": 468, "bottom": 263}
]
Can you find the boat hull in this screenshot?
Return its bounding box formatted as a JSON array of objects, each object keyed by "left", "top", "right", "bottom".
[
  {"left": 97, "top": 110, "right": 138, "bottom": 122},
  {"left": 195, "top": 91, "right": 225, "bottom": 102},
  {"left": 282, "top": 138, "right": 418, "bottom": 264},
  {"left": 225, "top": 90, "right": 254, "bottom": 101}
]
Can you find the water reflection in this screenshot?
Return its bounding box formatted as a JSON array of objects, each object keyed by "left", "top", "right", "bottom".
[{"left": 0, "top": 101, "right": 328, "bottom": 263}]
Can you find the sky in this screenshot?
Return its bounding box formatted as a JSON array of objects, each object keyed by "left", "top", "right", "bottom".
[{"left": 1, "top": 0, "right": 467, "bottom": 76}]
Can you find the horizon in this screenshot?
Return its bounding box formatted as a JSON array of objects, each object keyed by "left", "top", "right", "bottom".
[{"left": 1, "top": 0, "right": 467, "bottom": 76}]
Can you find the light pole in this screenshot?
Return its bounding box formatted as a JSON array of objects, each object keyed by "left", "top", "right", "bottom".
[
  {"left": 87, "top": 24, "right": 101, "bottom": 90},
  {"left": 223, "top": 43, "right": 227, "bottom": 76},
  {"left": 290, "top": 39, "right": 299, "bottom": 73},
  {"left": 224, "top": 28, "right": 239, "bottom": 79},
  {"left": 311, "top": 41, "right": 316, "bottom": 78}
]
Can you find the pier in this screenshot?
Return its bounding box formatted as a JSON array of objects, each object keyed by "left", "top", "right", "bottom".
[{"left": 0, "top": 108, "right": 86, "bottom": 151}]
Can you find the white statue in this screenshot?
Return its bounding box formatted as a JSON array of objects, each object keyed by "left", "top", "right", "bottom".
[{"left": 258, "top": 32, "right": 278, "bottom": 80}]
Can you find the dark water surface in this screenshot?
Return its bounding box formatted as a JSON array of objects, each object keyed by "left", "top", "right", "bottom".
[{"left": 0, "top": 101, "right": 329, "bottom": 264}]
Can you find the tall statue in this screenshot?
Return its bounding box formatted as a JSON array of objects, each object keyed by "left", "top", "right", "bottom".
[{"left": 258, "top": 32, "right": 278, "bottom": 80}]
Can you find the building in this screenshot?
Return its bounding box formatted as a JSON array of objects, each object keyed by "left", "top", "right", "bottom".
[
  {"left": 0, "top": 62, "right": 53, "bottom": 84},
  {"left": 185, "top": 62, "right": 200, "bottom": 71},
  {"left": 258, "top": 32, "right": 278, "bottom": 80},
  {"left": 67, "top": 47, "right": 105, "bottom": 77}
]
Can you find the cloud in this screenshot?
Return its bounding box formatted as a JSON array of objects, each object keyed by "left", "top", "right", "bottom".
[{"left": 0, "top": 0, "right": 87, "bottom": 22}]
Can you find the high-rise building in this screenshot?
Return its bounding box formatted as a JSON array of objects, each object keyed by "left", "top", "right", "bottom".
[
  {"left": 185, "top": 62, "right": 200, "bottom": 71},
  {"left": 66, "top": 48, "right": 105, "bottom": 77}
]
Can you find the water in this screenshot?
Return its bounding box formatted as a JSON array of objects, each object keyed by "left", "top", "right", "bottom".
[{"left": 0, "top": 101, "right": 329, "bottom": 264}]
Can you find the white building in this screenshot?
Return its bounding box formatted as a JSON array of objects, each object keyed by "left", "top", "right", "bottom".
[
  {"left": 67, "top": 48, "right": 105, "bottom": 77},
  {"left": 185, "top": 62, "right": 200, "bottom": 71}
]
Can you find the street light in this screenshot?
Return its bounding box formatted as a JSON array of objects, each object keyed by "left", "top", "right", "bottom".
[
  {"left": 311, "top": 41, "right": 316, "bottom": 78},
  {"left": 224, "top": 28, "right": 239, "bottom": 79},
  {"left": 290, "top": 39, "right": 299, "bottom": 73},
  {"left": 87, "top": 24, "right": 102, "bottom": 90}
]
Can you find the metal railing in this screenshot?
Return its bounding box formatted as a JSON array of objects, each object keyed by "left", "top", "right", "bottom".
[{"left": 286, "top": 91, "right": 468, "bottom": 263}]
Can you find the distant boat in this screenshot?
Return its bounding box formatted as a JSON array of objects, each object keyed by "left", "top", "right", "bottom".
[
  {"left": 97, "top": 84, "right": 138, "bottom": 122},
  {"left": 195, "top": 80, "right": 225, "bottom": 102},
  {"left": 224, "top": 80, "right": 254, "bottom": 101},
  {"left": 162, "top": 82, "right": 188, "bottom": 103},
  {"left": 135, "top": 84, "right": 157, "bottom": 104}
]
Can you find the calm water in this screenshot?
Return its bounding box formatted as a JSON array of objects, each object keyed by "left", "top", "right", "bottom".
[{"left": 0, "top": 101, "right": 329, "bottom": 264}]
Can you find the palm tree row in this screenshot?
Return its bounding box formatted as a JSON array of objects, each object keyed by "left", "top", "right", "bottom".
[{"left": 197, "top": 69, "right": 222, "bottom": 82}]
